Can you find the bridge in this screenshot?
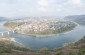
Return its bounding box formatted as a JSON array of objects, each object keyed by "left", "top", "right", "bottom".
[
  {"left": 0, "top": 30, "right": 15, "bottom": 36},
  {"left": 0, "top": 21, "right": 27, "bottom": 36}
]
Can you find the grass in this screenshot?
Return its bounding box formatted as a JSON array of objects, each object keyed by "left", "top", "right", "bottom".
[
  {"left": 78, "top": 48, "right": 85, "bottom": 55},
  {"left": 0, "top": 37, "right": 30, "bottom": 53}
]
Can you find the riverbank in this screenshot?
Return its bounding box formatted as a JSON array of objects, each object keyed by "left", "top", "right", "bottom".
[
  {"left": 0, "top": 36, "right": 30, "bottom": 53},
  {"left": 0, "top": 36, "right": 85, "bottom": 55}
]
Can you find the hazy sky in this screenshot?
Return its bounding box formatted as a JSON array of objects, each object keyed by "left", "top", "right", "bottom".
[{"left": 0, "top": 0, "right": 85, "bottom": 18}]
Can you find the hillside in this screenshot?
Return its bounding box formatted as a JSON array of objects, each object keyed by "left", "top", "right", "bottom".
[
  {"left": 64, "top": 15, "right": 85, "bottom": 25},
  {"left": 0, "top": 36, "right": 85, "bottom": 55}
]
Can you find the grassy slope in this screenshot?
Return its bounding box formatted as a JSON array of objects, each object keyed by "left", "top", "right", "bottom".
[{"left": 0, "top": 36, "right": 85, "bottom": 55}]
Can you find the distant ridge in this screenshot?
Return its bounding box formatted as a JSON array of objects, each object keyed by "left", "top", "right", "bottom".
[
  {"left": 0, "top": 17, "right": 8, "bottom": 21},
  {"left": 64, "top": 15, "right": 85, "bottom": 25}
]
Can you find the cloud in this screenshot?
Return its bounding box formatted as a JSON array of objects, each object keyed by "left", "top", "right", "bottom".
[
  {"left": 37, "top": 0, "right": 48, "bottom": 12},
  {"left": 68, "top": 0, "right": 82, "bottom": 5},
  {"left": 0, "top": 0, "right": 85, "bottom": 18}
]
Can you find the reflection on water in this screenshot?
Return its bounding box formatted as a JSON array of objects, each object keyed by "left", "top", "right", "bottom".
[{"left": 0, "top": 21, "right": 85, "bottom": 50}]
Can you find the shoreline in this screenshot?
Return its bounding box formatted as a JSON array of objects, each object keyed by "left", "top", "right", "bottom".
[{"left": 3, "top": 22, "right": 78, "bottom": 37}]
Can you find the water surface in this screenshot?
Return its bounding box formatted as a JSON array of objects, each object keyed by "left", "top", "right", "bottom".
[{"left": 0, "top": 21, "right": 85, "bottom": 50}]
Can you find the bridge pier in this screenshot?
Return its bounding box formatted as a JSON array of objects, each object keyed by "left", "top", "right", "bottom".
[
  {"left": 13, "top": 31, "right": 15, "bottom": 33},
  {"left": 0, "top": 30, "right": 16, "bottom": 36},
  {"left": 1, "top": 33, "right": 4, "bottom": 36},
  {"left": 7, "top": 32, "right": 10, "bottom": 35}
]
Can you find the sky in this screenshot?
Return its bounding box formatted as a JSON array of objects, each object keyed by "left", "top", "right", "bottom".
[{"left": 0, "top": 0, "right": 85, "bottom": 18}]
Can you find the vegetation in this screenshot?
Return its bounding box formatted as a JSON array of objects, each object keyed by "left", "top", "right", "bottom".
[
  {"left": 78, "top": 48, "right": 85, "bottom": 55},
  {"left": 2, "top": 19, "right": 85, "bottom": 55},
  {"left": 0, "top": 37, "right": 30, "bottom": 53},
  {"left": 64, "top": 15, "right": 85, "bottom": 25},
  {"left": 0, "top": 36, "right": 85, "bottom": 55}
]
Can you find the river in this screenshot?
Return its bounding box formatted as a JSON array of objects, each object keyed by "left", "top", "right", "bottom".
[{"left": 0, "top": 21, "right": 85, "bottom": 50}]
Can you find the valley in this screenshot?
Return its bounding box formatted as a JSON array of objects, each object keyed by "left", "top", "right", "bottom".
[{"left": 0, "top": 15, "right": 85, "bottom": 55}]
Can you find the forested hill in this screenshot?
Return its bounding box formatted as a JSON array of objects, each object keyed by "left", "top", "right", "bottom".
[{"left": 64, "top": 15, "right": 85, "bottom": 25}]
